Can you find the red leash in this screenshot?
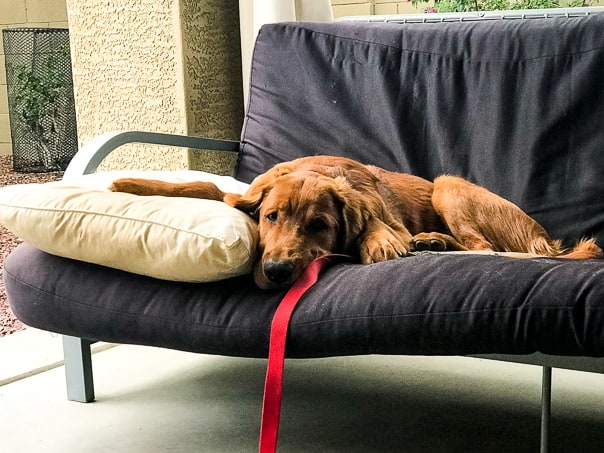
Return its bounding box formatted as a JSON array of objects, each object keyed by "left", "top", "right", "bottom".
[{"left": 259, "top": 255, "right": 344, "bottom": 453}]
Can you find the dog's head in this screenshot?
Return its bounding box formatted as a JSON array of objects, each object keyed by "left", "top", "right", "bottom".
[{"left": 226, "top": 169, "right": 370, "bottom": 289}]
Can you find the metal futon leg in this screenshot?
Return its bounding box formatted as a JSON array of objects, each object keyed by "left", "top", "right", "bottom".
[
  {"left": 540, "top": 366, "right": 552, "bottom": 453},
  {"left": 62, "top": 335, "right": 95, "bottom": 402}
]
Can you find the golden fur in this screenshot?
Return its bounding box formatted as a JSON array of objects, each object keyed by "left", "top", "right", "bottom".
[{"left": 110, "top": 155, "right": 601, "bottom": 289}]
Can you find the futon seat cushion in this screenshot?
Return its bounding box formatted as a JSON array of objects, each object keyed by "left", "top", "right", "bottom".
[{"left": 6, "top": 244, "right": 604, "bottom": 358}]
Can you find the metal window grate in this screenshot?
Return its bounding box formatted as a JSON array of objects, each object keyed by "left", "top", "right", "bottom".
[
  {"left": 3, "top": 28, "right": 78, "bottom": 172},
  {"left": 338, "top": 6, "right": 604, "bottom": 24}
]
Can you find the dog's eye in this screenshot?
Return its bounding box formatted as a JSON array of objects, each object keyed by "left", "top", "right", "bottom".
[
  {"left": 308, "top": 218, "right": 328, "bottom": 232},
  {"left": 265, "top": 212, "right": 278, "bottom": 223}
]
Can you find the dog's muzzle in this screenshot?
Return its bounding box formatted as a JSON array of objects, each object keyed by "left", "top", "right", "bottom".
[{"left": 263, "top": 259, "right": 295, "bottom": 285}]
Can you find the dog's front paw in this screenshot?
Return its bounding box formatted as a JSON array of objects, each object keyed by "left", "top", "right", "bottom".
[
  {"left": 410, "top": 233, "right": 447, "bottom": 252},
  {"left": 358, "top": 230, "right": 410, "bottom": 264}
]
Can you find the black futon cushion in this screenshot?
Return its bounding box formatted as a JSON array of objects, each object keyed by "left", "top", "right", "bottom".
[{"left": 5, "top": 243, "right": 604, "bottom": 358}]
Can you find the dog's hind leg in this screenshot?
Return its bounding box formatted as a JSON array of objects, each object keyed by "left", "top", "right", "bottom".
[
  {"left": 431, "top": 175, "right": 560, "bottom": 254},
  {"left": 109, "top": 178, "right": 227, "bottom": 201}
]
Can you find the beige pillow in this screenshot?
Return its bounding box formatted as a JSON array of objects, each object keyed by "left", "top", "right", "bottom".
[{"left": 0, "top": 171, "right": 258, "bottom": 282}]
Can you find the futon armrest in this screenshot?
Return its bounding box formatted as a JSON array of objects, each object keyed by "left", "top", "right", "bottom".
[{"left": 63, "top": 131, "right": 240, "bottom": 179}]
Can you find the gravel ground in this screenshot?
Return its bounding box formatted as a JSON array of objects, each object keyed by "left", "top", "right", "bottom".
[{"left": 0, "top": 155, "right": 63, "bottom": 337}]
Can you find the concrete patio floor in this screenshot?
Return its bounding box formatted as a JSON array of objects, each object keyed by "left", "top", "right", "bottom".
[{"left": 1, "top": 329, "right": 604, "bottom": 452}]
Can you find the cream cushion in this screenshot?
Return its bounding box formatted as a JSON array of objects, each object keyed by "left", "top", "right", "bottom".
[{"left": 0, "top": 171, "right": 257, "bottom": 282}]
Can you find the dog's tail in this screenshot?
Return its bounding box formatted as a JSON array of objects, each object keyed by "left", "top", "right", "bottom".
[
  {"left": 528, "top": 236, "right": 602, "bottom": 259},
  {"left": 558, "top": 238, "right": 602, "bottom": 259}
]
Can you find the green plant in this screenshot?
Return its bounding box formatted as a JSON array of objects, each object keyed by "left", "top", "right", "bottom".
[{"left": 11, "top": 52, "right": 69, "bottom": 170}]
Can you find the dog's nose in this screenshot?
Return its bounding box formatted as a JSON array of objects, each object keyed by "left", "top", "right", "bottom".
[{"left": 263, "top": 259, "right": 295, "bottom": 285}]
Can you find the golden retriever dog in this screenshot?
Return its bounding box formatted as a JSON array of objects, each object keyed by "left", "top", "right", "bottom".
[{"left": 110, "top": 155, "right": 601, "bottom": 289}]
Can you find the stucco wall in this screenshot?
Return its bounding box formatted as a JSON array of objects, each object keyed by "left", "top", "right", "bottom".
[
  {"left": 0, "top": 0, "right": 69, "bottom": 156},
  {"left": 66, "top": 0, "right": 189, "bottom": 171},
  {"left": 66, "top": 0, "right": 243, "bottom": 173},
  {"left": 181, "top": 0, "right": 243, "bottom": 173}
]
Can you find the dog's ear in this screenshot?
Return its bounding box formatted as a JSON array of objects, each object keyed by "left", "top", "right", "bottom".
[
  {"left": 330, "top": 176, "right": 369, "bottom": 253},
  {"left": 225, "top": 163, "right": 296, "bottom": 218},
  {"left": 225, "top": 184, "right": 267, "bottom": 220},
  {"left": 224, "top": 170, "right": 277, "bottom": 218}
]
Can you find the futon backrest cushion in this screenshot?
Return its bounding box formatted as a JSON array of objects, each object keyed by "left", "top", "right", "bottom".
[{"left": 236, "top": 16, "right": 604, "bottom": 248}]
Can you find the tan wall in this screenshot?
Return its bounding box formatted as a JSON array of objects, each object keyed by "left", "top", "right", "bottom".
[
  {"left": 0, "top": 0, "right": 69, "bottom": 156},
  {"left": 66, "top": 0, "right": 189, "bottom": 171},
  {"left": 181, "top": 0, "right": 244, "bottom": 173},
  {"left": 66, "top": 0, "right": 243, "bottom": 173}
]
